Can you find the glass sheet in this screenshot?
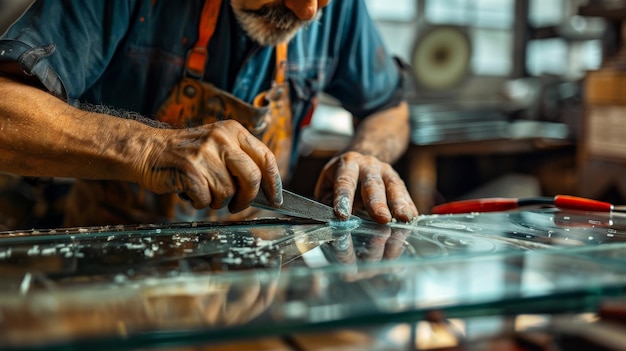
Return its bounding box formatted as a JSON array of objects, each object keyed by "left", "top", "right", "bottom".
[{"left": 1, "top": 209, "right": 626, "bottom": 350}]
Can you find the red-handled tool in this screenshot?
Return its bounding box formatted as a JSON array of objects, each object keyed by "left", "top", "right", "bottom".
[{"left": 431, "top": 195, "right": 624, "bottom": 214}]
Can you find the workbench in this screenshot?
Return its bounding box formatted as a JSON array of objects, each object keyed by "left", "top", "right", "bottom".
[{"left": 1, "top": 209, "right": 626, "bottom": 350}]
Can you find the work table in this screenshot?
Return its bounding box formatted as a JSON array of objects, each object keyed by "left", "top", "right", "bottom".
[{"left": 1, "top": 210, "right": 626, "bottom": 350}]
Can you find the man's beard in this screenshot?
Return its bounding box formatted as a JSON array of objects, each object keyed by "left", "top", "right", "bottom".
[{"left": 232, "top": 3, "right": 320, "bottom": 46}]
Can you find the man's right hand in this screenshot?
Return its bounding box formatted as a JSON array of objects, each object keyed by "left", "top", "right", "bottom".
[
  {"left": 134, "top": 119, "right": 283, "bottom": 213},
  {"left": 0, "top": 75, "right": 282, "bottom": 214}
]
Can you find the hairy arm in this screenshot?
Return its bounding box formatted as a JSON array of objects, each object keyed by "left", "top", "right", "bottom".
[
  {"left": 0, "top": 72, "right": 283, "bottom": 212},
  {"left": 0, "top": 75, "right": 155, "bottom": 182}
]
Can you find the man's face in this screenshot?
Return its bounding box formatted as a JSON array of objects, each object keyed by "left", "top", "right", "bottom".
[{"left": 231, "top": 0, "right": 331, "bottom": 46}]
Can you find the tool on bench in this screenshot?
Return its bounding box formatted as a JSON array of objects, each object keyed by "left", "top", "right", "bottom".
[
  {"left": 179, "top": 188, "right": 363, "bottom": 223},
  {"left": 252, "top": 189, "right": 363, "bottom": 224},
  {"left": 431, "top": 195, "right": 626, "bottom": 215}
]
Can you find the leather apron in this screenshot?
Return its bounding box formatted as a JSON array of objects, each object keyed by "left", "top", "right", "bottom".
[{"left": 64, "top": 0, "right": 293, "bottom": 226}]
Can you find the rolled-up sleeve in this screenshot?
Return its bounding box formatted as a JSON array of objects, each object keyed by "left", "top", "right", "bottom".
[{"left": 0, "top": 0, "right": 133, "bottom": 102}]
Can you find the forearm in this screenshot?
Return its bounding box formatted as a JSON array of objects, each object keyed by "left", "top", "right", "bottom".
[
  {"left": 345, "top": 101, "right": 410, "bottom": 163},
  {"left": 0, "top": 76, "right": 159, "bottom": 182}
]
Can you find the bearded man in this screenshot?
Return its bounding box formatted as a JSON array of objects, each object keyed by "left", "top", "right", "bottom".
[{"left": 0, "top": 0, "right": 418, "bottom": 227}]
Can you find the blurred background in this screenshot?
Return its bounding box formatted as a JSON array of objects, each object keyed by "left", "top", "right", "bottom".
[
  {"left": 2, "top": 3, "right": 625, "bottom": 349},
  {"left": 296, "top": 0, "right": 626, "bottom": 214},
  {"left": 2, "top": 0, "right": 626, "bottom": 221}
]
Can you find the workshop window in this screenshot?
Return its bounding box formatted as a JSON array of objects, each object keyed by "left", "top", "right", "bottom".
[
  {"left": 425, "top": 0, "right": 515, "bottom": 77},
  {"left": 425, "top": 0, "right": 514, "bottom": 29},
  {"left": 367, "top": 0, "right": 604, "bottom": 80},
  {"left": 365, "top": 0, "right": 417, "bottom": 21},
  {"left": 527, "top": 0, "right": 604, "bottom": 78},
  {"left": 529, "top": 0, "right": 563, "bottom": 27},
  {"left": 527, "top": 38, "right": 602, "bottom": 77}
]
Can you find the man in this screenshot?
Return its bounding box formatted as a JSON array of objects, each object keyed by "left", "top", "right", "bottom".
[{"left": 0, "top": 0, "right": 418, "bottom": 227}]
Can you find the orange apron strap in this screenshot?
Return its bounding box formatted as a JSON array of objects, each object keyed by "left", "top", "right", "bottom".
[
  {"left": 186, "top": 0, "right": 223, "bottom": 77},
  {"left": 186, "top": 0, "right": 287, "bottom": 81},
  {"left": 275, "top": 42, "right": 288, "bottom": 84}
]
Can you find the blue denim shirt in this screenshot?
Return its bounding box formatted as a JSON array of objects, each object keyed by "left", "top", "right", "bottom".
[{"left": 0, "top": 0, "right": 402, "bottom": 160}]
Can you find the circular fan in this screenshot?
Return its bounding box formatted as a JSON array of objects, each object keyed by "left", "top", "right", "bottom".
[{"left": 411, "top": 26, "right": 472, "bottom": 91}]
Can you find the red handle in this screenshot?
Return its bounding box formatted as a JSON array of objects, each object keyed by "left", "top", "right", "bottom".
[
  {"left": 554, "top": 195, "right": 613, "bottom": 212},
  {"left": 431, "top": 198, "right": 519, "bottom": 214}
]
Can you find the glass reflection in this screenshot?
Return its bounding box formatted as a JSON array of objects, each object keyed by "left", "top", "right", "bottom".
[{"left": 1, "top": 209, "right": 626, "bottom": 350}]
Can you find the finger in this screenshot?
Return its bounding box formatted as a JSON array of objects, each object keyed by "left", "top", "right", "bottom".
[
  {"left": 200, "top": 288, "right": 227, "bottom": 325},
  {"left": 173, "top": 166, "right": 213, "bottom": 209},
  {"left": 258, "top": 152, "right": 283, "bottom": 206},
  {"left": 326, "top": 233, "right": 360, "bottom": 282},
  {"left": 223, "top": 150, "right": 262, "bottom": 213},
  {"left": 148, "top": 128, "right": 223, "bottom": 209},
  {"left": 236, "top": 128, "right": 283, "bottom": 207},
  {"left": 383, "top": 227, "right": 410, "bottom": 259},
  {"left": 172, "top": 147, "right": 234, "bottom": 210},
  {"left": 360, "top": 164, "right": 392, "bottom": 224},
  {"left": 224, "top": 279, "right": 262, "bottom": 325},
  {"left": 332, "top": 156, "right": 360, "bottom": 220},
  {"left": 330, "top": 233, "right": 357, "bottom": 265},
  {"left": 361, "top": 226, "right": 390, "bottom": 262},
  {"left": 210, "top": 170, "right": 237, "bottom": 210},
  {"left": 383, "top": 169, "right": 419, "bottom": 222},
  {"left": 189, "top": 165, "right": 235, "bottom": 210}
]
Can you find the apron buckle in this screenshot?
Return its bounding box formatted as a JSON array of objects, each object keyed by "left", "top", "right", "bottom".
[{"left": 185, "top": 46, "right": 208, "bottom": 79}]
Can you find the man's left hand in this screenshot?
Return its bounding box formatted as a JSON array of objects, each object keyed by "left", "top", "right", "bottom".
[{"left": 314, "top": 151, "right": 418, "bottom": 224}]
